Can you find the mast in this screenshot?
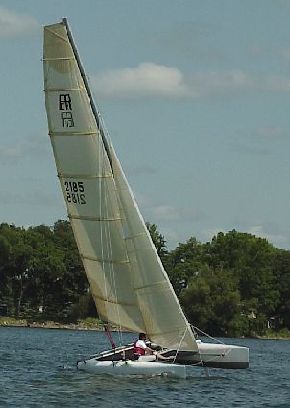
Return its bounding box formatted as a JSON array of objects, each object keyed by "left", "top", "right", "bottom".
[{"left": 62, "top": 18, "right": 113, "bottom": 170}]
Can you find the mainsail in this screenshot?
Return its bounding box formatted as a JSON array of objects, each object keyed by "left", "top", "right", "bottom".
[{"left": 43, "top": 19, "right": 197, "bottom": 351}]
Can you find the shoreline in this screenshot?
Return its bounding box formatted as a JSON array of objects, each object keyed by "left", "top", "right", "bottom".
[
  {"left": 0, "top": 317, "right": 104, "bottom": 331},
  {"left": 1, "top": 317, "right": 290, "bottom": 340}
]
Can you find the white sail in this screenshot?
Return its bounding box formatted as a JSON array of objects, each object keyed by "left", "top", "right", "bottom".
[
  {"left": 43, "top": 20, "right": 197, "bottom": 351},
  {"left": 110, "top": 148, "right": 197, "bottom": 350}
]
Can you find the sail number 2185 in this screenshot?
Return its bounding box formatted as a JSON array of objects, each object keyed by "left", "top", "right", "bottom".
[{"left": 64, "top": 181, "right": 86, "bottom": 205}]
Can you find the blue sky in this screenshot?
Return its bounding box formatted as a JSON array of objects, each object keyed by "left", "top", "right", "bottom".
[{"left": 1, "top": 0, "right": 290, "bottom": 249}]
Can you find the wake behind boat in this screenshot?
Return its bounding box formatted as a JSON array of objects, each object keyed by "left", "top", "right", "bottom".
[{"left": 43, "top": 19, "right": 249, "bottom": 379}]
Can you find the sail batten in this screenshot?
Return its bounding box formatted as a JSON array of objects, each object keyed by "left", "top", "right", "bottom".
[
  {"left": 68, "top": 215, "right": 122, "bottom": 222},
  {"left": 43, "top": 19, "right": 198, "bottom": 352},
  {"left": 92, "top": 294, "right": 136, "bottom": 307},
  {"left": 81, "top": 254, "right": 130, "bottom": 265},
  {"left": 45, "top": 88, "right": 83, "bottom": 92},
  {"left": 124, "top": 232, "right": 147, "bottom": 241},
  {"left": 43, "top": 57, "right": 75, "bottom": 61},
  {"left": 134, "top": 281, "right": 169, "bottom": 292},
  {"left": 58, "top": 173, "right": 112, "bottom": 179}
]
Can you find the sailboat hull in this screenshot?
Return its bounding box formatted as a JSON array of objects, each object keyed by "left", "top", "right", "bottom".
[
  {"left": 174, "top": 341, "right": 249, "bottom": 369},
  {"left": 89, "top": 341, "right": 249, "bottom": 369},
  {"left": 77, "top": 359, "right": 187, "bottom": 379}
]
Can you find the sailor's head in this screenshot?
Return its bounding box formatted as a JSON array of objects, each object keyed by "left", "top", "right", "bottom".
[{"left": 139, "top": 332, "right": 146, "bottom": 340}]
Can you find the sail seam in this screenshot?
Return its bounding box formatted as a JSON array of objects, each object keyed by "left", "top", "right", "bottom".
[
  {"left": 49, "top": 131, "right": 98, "bottom": 136},
  {"left": 82, "top": 254, "right": 130, "bottom": 264},
  {"left": 58, "top": 173, "right": 112, "bottom": 179},
  {"left": 93, "top": 294, "right": 136, "bottom": 307},
  {"left": 134, "top": 280, "right": 168, "bottom": 291},
  {"left": 69, "top": 214, "right": 122, "bottom": 222},
  {"left": 44, "top": 88, "right": 83, "bottom": 92},
  {"left": 43, "top": 57, "right": 74, "bottom": 61},
  {"left": 124, "top": 232, "right": 147, "bottom": 240}
]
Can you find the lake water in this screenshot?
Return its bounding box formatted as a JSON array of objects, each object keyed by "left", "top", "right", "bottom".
[{"left": 0, "top": 327, "right": 289, "bottom": 407}]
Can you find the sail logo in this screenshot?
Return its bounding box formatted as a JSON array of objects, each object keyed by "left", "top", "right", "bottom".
[
  {"left": 59, "top": 94, "right": 74, "bottom": 127},
  {"left": 64, "top": 181, "right": 86, "bottom": 205}
]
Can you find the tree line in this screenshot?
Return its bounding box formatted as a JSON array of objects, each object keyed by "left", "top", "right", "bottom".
[{"left": 0, "top": 220, "right": 289, "bottom": 337}]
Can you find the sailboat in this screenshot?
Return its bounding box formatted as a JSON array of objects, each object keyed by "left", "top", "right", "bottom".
[{"left": 43, "top": 19, "right": 249, "bottom": 378}]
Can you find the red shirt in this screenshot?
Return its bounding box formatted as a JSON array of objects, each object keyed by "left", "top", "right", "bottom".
[{"left": 133, "top": 339, "right": 146, "bottom": 356}]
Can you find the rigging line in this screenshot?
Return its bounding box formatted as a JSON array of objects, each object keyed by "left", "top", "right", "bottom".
[
  {"left": 172, "top": 326, "right": 188, "bottom": 364},
  {"left": 189, "top": 326, "right": 213, "bottom": 378},
  {"left": 191, "top": 325, "right": 225, "bottom": 345}
]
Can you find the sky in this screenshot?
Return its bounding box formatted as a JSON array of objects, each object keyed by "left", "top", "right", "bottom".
[{"left": 1, "top": 0, "right": 290, "bottom": 250}]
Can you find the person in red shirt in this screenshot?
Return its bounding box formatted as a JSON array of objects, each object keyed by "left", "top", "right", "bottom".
[{"left": 133, "top": 333, "right": 154, "bottom": 358}]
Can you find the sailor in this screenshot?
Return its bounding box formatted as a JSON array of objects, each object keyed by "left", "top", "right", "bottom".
[
  {"left": 133, "top": 333, "right": 173, "bottom": 362},
  {"left": 133, "top": 333, "right": 154, "bottom": 358}
]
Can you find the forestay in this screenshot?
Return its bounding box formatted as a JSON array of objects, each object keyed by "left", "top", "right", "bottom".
[{"left": 43, "top": 20, "right": 197, "bottom": 351}]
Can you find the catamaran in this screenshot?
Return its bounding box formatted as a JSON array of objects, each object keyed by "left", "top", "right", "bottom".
[{"left": 43, "top": 19, "right": 249, "bottom": 378}]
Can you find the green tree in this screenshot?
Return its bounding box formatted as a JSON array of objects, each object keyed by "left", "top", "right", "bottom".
[
  {"left": 0, "top": 227, "right": 13, "bottom": 311},
  {"left": 273, "top": 249, "right": 290, "bottom": 329},
  {"left": 205, "top": 230, "right": 279, "bottom": 329},
  {"left": 146, "top": 222, "right": 168, "bottom": 260},
  {"left": 180, "top": 266, "right": 242, "bottom": 336},
  {"left": 166, "top": 237, "right": 204, "bottom": 294}
]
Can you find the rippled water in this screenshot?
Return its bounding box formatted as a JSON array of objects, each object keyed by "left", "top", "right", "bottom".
[{"left": 0, "top": 327, "right": 289, "bottom": 407}]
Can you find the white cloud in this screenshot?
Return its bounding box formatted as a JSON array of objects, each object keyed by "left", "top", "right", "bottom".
[
  {"left": 92, "top": 63, "right": 290, "bottom": 99},
  {"left": 0, "top": 145, "right": 22, "bottom": 158},
  {"left": 189, "top": 71, "right": 290, "bottom": 95},
  {"left": 188, "top": 70, "right": 252, "bottom": 96},
  {"left": 256, "top": 127, "right": 285, "bottom": 139},
  {"left": 0, "top": 7, "right": 40, "bottom": 38},
  {"left": 0, "top": 189, "right": 57, "bottom": 206},
  {"left": 0, "top": 136, "right": 50, "bottom": 165},
  {"left": 91, "top": 62, "right": 189, "bottom": 98},
  {"left": 152, "top": 205, "right": 180, "bottom": 221}
]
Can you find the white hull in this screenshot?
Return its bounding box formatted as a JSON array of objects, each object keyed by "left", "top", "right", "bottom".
[
  {"left": 77, "top": 359, "right": 187, "bottom": 379},
  {"left": 89, "top": 340, "right": 249, "bottom": 370},
  {"left": 176, "top": 341, "right": 249, "bottom": 369}
]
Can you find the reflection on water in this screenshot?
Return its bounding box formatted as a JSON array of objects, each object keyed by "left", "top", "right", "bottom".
[{"left": 0, "top": 327, "right": 289, "bottom": 407}]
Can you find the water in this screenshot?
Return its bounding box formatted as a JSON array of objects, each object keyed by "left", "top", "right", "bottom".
[{"left": 0, "top": 327, "right": 289, "bottom": 407}]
